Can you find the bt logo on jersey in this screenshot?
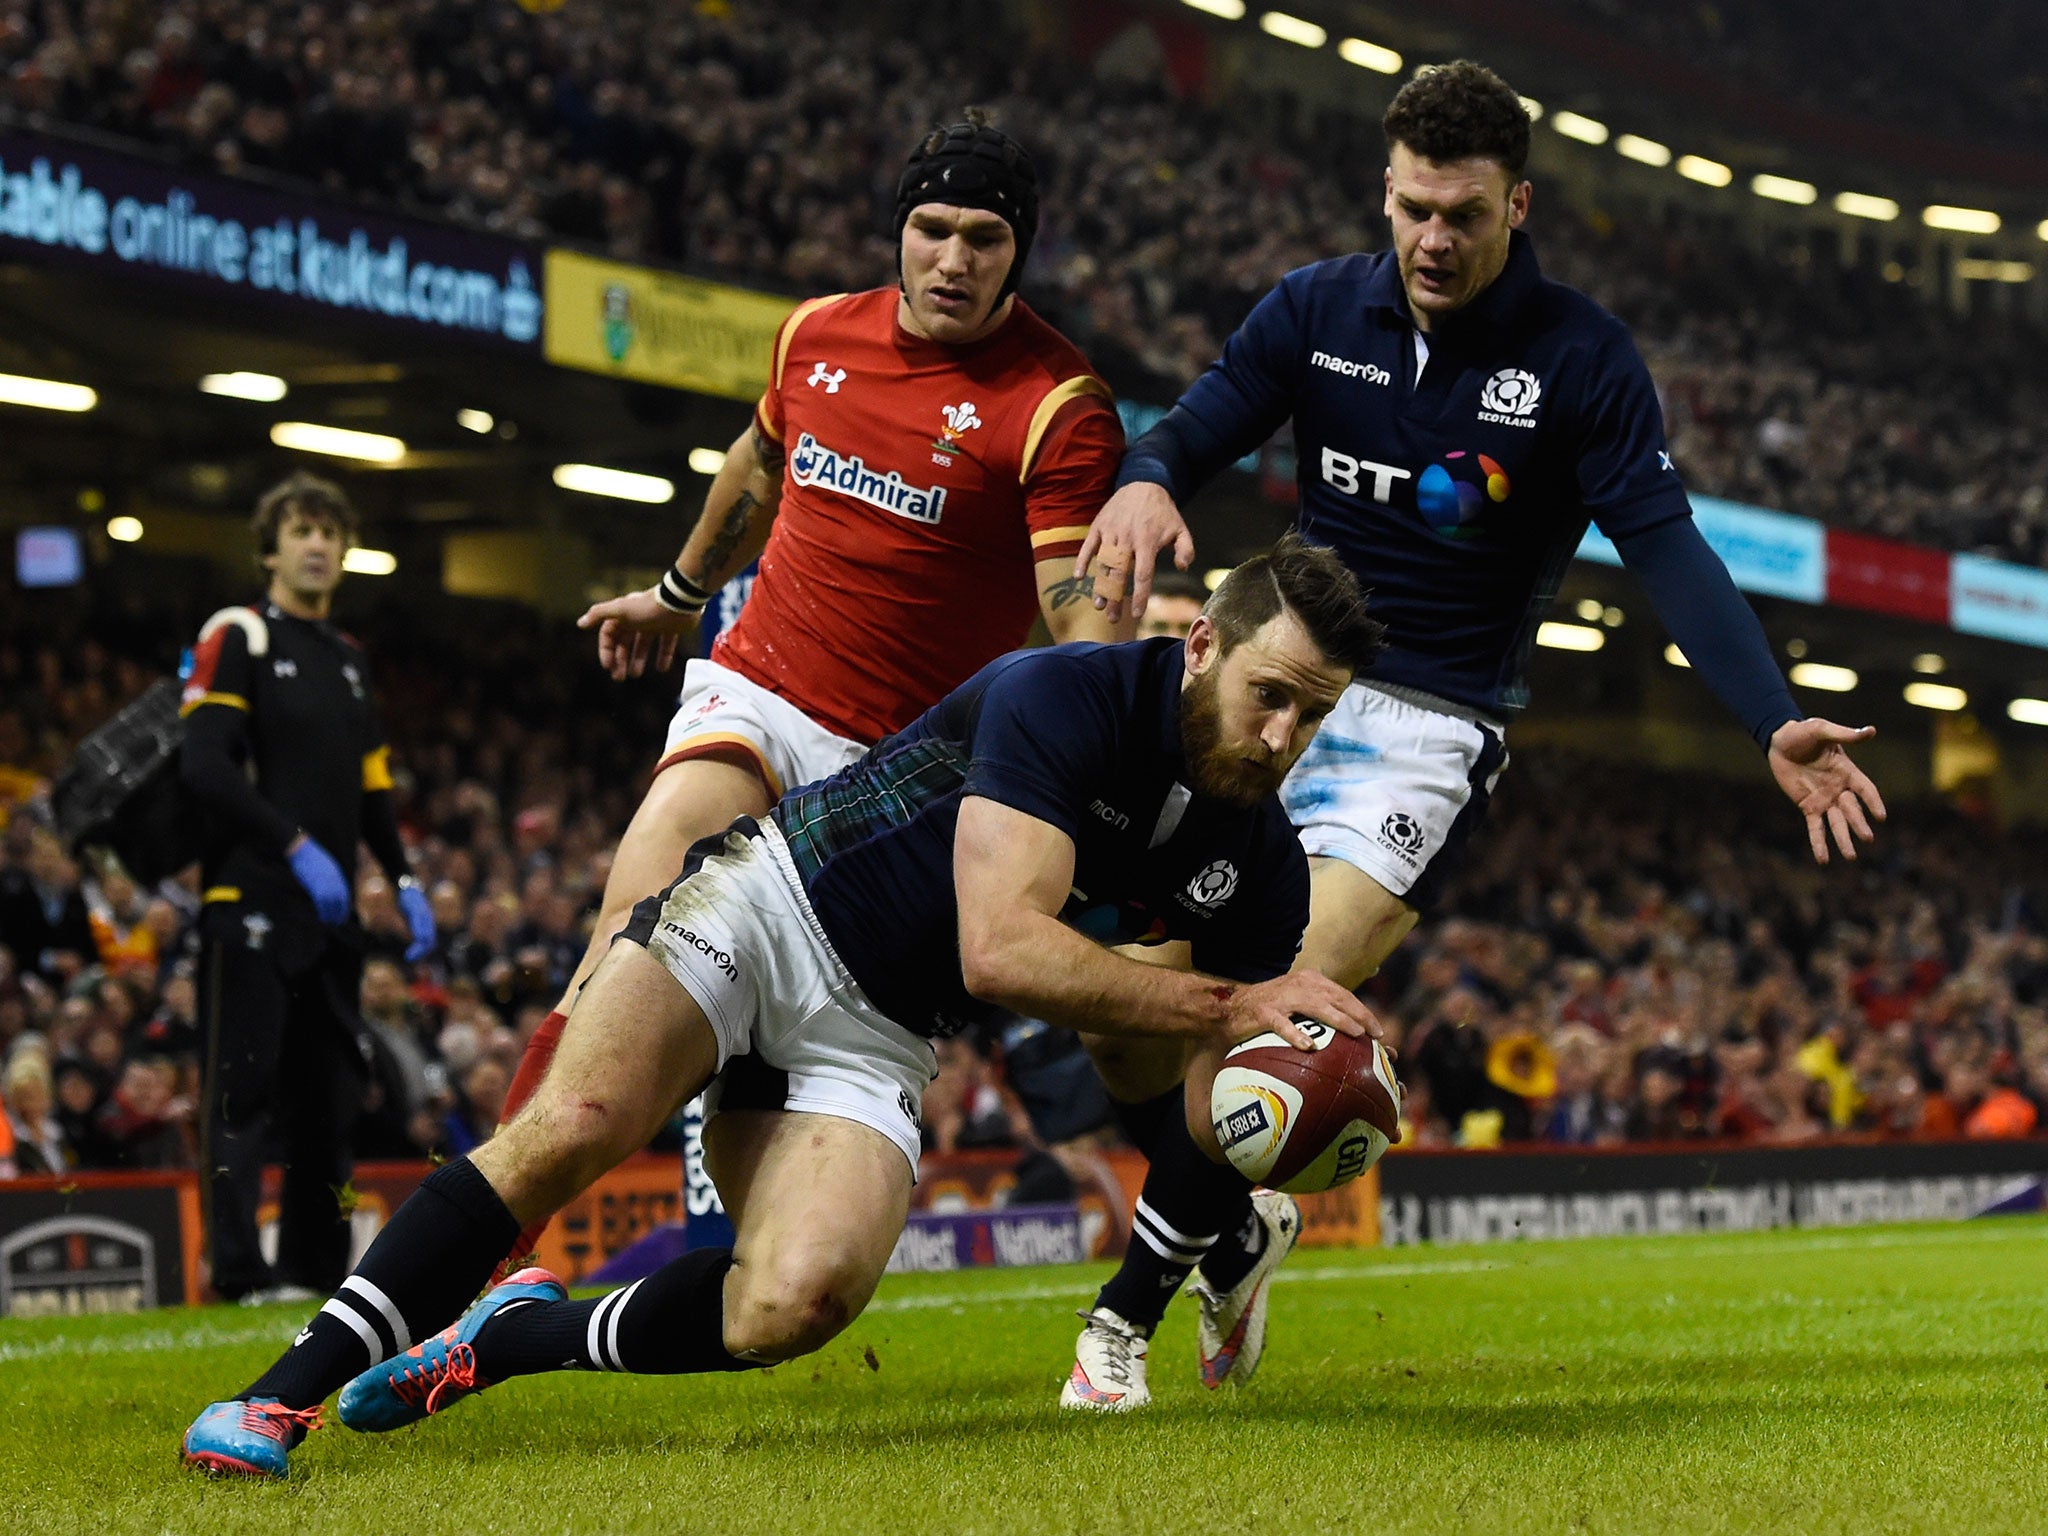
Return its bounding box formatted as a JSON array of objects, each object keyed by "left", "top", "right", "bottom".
[{"left": 1321, "top": 447, "right": 1413, "bottom": 503}]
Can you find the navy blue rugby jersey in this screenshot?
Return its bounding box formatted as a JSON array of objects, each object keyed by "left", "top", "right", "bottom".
[
  {"left": 1125, "top": 232, "right": 1690, "bottom": 720},
  {"left": 769, "top": 637, "right": 1309, "bottom": 1040}
]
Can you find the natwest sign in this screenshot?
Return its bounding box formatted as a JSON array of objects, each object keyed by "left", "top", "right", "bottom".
[{"left": 0, "top": 128, "right": 540, "bottom": 349}]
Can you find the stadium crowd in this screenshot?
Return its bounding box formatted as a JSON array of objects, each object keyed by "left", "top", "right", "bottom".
[
  {"left": 0, "top": 602, "right": 674, "bottom": 1177},
  {"left": 4, "top": 2, "right": 2048, "bottom": 566},
  {"left": 4, "top": 604, "right": 2048, "bottom": 1178},
  {"left": 1535, "top": 0, "right": 2048, "bottom": 157}
]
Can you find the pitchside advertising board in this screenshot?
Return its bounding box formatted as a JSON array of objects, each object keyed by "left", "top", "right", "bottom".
[
  {"left": 542, "top": 248, "right": 794, "bottom": 400},
  {"left": 0, "top": 128, "right": 541, "bottom": 348},
  {"left": 0, "top": 1173, "right": 196, "bottom": 1316},
  {"left": 1375, "top": 1139, "right": 2048, "bottom": 1246}
]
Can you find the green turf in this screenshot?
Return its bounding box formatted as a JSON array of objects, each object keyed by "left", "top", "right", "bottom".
[{"left": 4, "top": 1219, "right": 2047, "bottom": 1535}]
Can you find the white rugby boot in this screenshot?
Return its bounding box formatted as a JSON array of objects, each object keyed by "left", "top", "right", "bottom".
[
  {"left": 1188, "top": 1189, "right": 1300, "bottom": 1389},
  {"left": 1058, "top": 1306, "right": 1151, "bottom": 1411}
]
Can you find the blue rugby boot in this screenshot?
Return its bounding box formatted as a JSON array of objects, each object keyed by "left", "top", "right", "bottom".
[
  {"left": 181, "top": 1397, "right": 323, "bottom": 1479},
  {"left": 338, "top": 1266, "right": 565, "bottom": 1432}
]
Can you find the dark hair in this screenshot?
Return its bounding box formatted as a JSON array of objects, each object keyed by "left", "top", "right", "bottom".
[
  {"left": 251, "top": 471, "right": 358, "bottom": 557},
  {"left": 1147, "top": 567, "right": 1210, "bottom": 606},
  {"left": 1205, "top": 532, "right": 1384, "bottom": 676},
  {"left": 1383, "top": 60, "right": 1531, "bottom": 179}
]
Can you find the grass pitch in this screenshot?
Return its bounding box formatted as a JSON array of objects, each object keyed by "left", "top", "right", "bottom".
[{"left": 4, "top": 1219, "right": 2046, "bottom": 1535}]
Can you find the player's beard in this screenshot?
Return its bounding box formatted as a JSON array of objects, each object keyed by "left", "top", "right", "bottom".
[{"left": 1179, "top": 667, "right": 1288, "bottom": 808}]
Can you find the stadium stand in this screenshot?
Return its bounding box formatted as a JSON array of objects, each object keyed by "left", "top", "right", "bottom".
[
  {"left": 4, "top": 1, "right": 2047, "bottom": 563},
  {"left": 1529, "top": 0, "right": 2048, "bottom": 154}
]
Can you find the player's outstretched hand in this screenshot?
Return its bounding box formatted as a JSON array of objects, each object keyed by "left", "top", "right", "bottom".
[
  {"left": 1222, "top": 970, "right": 1384, "bottom": 1051},
  {"left": 1768, "top": 717, "right": 1887, "bottom": 865},
  {"left": 1075, "top": 482, "right": 1195, "bottom": 623},
  {"left": 576, "top": 587, "right": 700, "bottom": 681}
]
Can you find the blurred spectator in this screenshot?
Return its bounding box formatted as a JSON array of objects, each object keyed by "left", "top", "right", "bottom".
[
  {"left": 1135, "top": 569, "right": 1208, "bottom": 642},
  {"left": 0, "top": 825, "right": 94, "bottom": 984},
  {"left": 925, "top": 1036, "right": 1036, "bottom": 1155},
  {"left": 93, "top": 1057, "right": 190, "bottom": 1168},
  {"left": 4, "top": 1051, "right": 66, "bottom": 1173},
  {"left": 358, "top": 956, "right": 448, "bottom": 1158}
]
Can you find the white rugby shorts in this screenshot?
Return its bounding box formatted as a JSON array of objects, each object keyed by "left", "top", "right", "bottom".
[
  {"left": 1279, "top": 680, "right": 1509, "bottom": 911},
  {"left": 623, "top": 816, "right": 934, "bottom": 1173},
  {"left": 659, "top": 658, "right": 867, "bottom": 799}
]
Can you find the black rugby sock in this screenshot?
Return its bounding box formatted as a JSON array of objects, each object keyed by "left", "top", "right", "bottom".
[
  {"left": 1095, "top": 1108, "right": 1255, "bottom": 1334},
  {"left": 239, "top": 1158, "right": 519, "bottom": 1409},
  {"left": 1196, "top": 1199, "right": 1269, "bottom": 1293},
  {"left": 1107, "top": 1083, "right": 1182, "bottom": 1154},
  {"left": 473, "top": 1248, "right": 757, "bottom": 1378}
]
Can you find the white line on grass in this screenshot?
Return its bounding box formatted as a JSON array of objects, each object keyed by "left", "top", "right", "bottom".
[
  {"left": 0, "top": 1318, "right": 293, "bottom": 1365},
  {"left": 866, "top": 1257, "right": 1496, "bottom": 1314}
]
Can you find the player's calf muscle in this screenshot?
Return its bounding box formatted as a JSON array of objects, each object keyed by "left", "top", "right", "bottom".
[{"left": 1298, "top": 859, "right": 1415, "bottom": 988}]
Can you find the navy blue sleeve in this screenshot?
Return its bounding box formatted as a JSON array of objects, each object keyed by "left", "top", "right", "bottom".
[
  {"left": 1116, "top": 270, "right": 1305, "bottom": 499},
  {"left": 1190, "top": 819, "right": 1310, "bottom": 985},
  {"left": 1572, "top": 324, "right": 1693, "bottom": 537},
  {"left": 1616, "top": 518, "right": 1801, "bottom": 750},
  {"left": 960, "top": 654, "right": 1117, "bottom": 839}
]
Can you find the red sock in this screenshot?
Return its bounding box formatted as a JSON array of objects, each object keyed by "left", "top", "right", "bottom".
[
  {"left": 500, "top": 1010, "right": 567, "bottom": 1129},
  {"left": 493, "top": 1009, "right": 568, "bottom": 1280}
]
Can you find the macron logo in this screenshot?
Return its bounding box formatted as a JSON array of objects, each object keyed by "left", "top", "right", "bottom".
[{"left": 1311, "top": 350, "right": 1391, "bottom": 387}]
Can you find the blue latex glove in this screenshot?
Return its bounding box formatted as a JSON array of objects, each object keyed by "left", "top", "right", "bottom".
[
  {"left": 397, "top": 878, "right": 437, "bottom": 962},
  {"left": 287, "top": 836, "right": 351, "bottom": 925}
]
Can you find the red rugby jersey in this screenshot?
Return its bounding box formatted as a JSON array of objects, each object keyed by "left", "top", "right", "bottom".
[{"left": 712, "top": 287, "right": 1123, "bottom": 745}]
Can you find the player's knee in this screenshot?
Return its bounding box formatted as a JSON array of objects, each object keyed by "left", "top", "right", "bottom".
[
  {"left": 494, "top": 1085, "right": 638, "bottom": 1201},
  {"left": 723, "top": 1259, "right": 865, "bottom": 1362}
]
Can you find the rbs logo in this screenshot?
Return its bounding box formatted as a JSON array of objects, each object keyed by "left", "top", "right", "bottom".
[{"left": 1321, "top": 448, "right": 1412, "bottom": 504}]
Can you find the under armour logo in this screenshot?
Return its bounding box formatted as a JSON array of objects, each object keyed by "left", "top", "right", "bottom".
[
  {"left": 292, "top": 1326, "right": 313, "bottom": 1348},
  {"left": 1658, "top": 451, "right": 1674, "bottom": 471},
  {"left": 807, "top": 362, "right": 846, "bottom": 393}
]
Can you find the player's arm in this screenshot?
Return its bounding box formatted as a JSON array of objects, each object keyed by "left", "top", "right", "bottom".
[
  {"left": 1080, "top": 274, "right": 1308, "bottom": 619},
  {"left": 952, "top": 795, "right": 1371, "bottom": 1048},
  {"left": 576, "top": 418, "right": 786, "bottom": 680},
  {"left": 1618, "top": 519, "right": 1884, "bottom": 863},
  {"left": 1035, "top": 556, "right": 1128, "bottom": 643},
  {"left": 1023, "top": 388, "right": 1133, "bottom": 643},
  {"left": 1584, "top": 327, "right": 1884, "bottom": 863}
]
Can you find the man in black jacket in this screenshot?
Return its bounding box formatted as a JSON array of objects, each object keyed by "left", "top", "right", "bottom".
[{"left": 179, "top": 472, "right": 435, "bottom": 1303}]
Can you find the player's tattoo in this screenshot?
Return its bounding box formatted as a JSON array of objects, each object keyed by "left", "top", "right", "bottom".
[
  {"left": 703, "top": 490, "right": 758, "bottom": 579},
  {"left": 1047, "top": 574, "right": 1096, "bottom": 610},
  {"left": 750, "top": 420, "right": 785, "bottom": 473}
]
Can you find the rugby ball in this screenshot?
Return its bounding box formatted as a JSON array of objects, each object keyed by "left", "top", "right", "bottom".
[{"left": 1210, "top": 1020, "right": 1401, "bottom": 1193}]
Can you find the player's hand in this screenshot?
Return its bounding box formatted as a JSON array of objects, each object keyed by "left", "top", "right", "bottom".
[
  {"left": 1075, "top": 482, "right": 1195, "bottom": 623},
  {"left": 1221, "top": 971, "right": 1383, "bottom": 1050},
  {"left": 1768, "top": 717, "right": 1886, "bottom": 864},
  {"left": 576, "top": 587, "right": 700, "bottom": 681}
]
